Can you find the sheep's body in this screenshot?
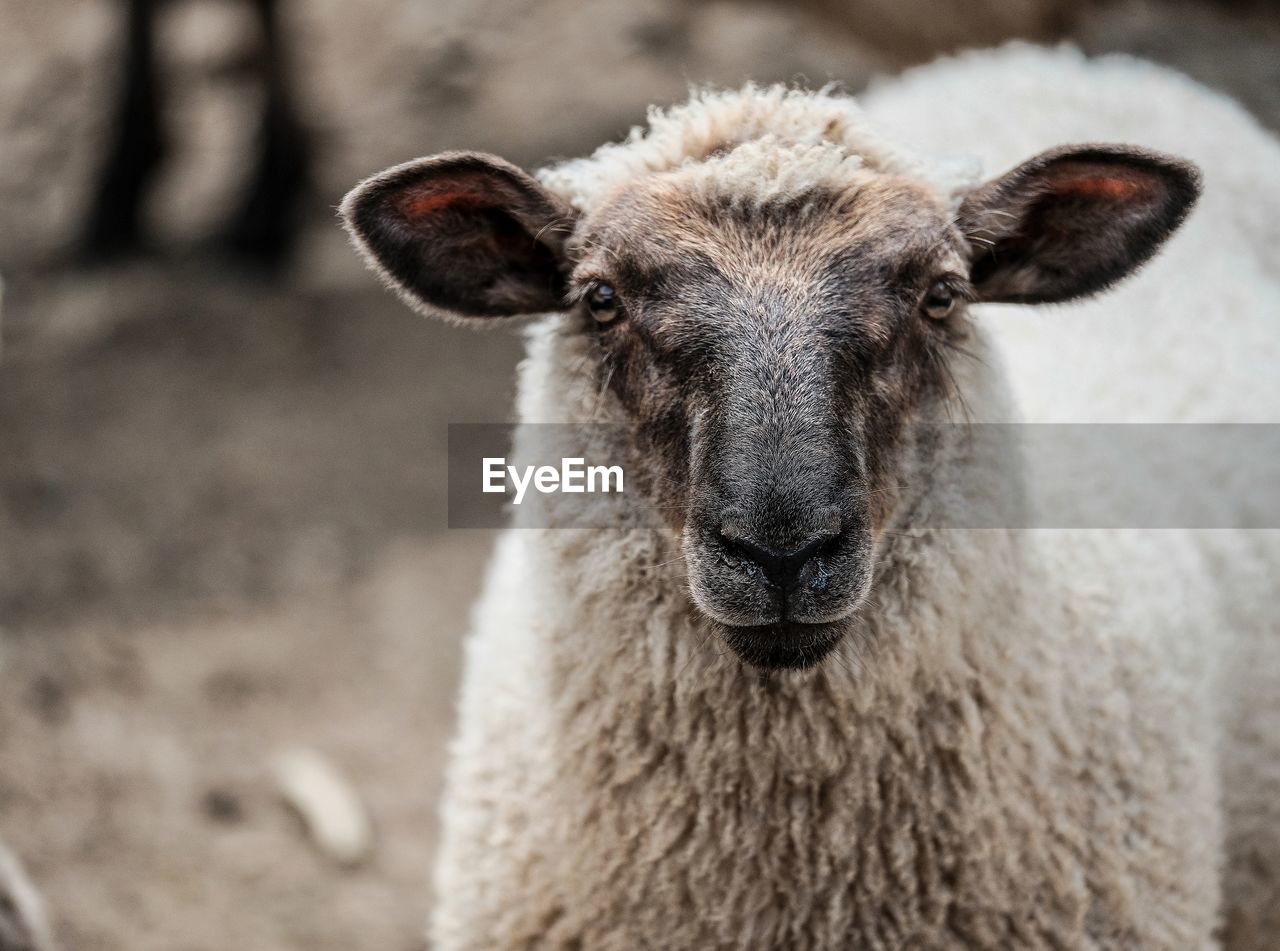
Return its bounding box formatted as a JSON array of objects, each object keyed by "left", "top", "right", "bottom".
[{"left": 430, "top": 47, "right": 1280, "bottom": 949}]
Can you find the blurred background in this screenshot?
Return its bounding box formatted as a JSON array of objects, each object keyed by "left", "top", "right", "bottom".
[{"left": 0, "top": 0, "right": 1277, "bottom": 947}]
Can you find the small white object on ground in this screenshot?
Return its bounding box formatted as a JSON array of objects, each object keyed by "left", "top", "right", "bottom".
[
  {"left": 272, "top": 747, "right": 373, "bottom": 868},
  {"left": 0, "top": 843, "right": 55, "bottom": 951}
]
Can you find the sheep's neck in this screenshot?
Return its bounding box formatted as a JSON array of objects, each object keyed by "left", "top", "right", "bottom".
[{"left": 535, "top": 518, "right": 1035, "bottom": 936}]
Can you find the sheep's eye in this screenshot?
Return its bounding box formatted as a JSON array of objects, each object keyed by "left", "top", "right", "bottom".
[
  {"left": 586, "top": 283, "right": 621, "bottom": 323},
  {"left": 922, "top": 280, "right": 955, "bottom": 319}
]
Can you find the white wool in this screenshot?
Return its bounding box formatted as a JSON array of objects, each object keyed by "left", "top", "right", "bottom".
[
  {"left": 863, "top": 43, "right": 1280, "bottom": 425},
  {"left": 682, "top": 137, "right": 870, "bottom": 206},
  {"left": 538, "top": 83, "right": 981, "bottom": 210},
  {"left": 861, "top": 44, "right": 1280, "bottom": 949},
  {"left": 431, "top": 46, "right": 1280, "bottom": 950}
]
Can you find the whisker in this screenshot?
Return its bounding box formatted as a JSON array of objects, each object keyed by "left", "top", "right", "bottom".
[
  {"left": 587, "top": 358, "right": 616, "bottom": 421},
  {"left": 532, "top": 215, "right": 575, "bottom": 245},
  {"left": 677, "top": 624, "right": 718, "bottom": 680}
]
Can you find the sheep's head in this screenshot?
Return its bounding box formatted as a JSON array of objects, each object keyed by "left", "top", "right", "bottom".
[{"left": 343, "top": 129, "right": 1198, "bottom": 671}]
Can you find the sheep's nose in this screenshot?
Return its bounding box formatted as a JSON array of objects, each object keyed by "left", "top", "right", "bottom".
[{"left": 718, "top": 525, "right": 840, "bottom": 592}]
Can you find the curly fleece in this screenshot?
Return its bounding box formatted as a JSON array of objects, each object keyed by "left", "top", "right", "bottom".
[{"left": 430, "top": 46, "right": 1280, "bottom": 950}]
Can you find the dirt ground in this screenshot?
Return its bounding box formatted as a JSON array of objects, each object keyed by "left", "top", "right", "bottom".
[
  {"left": 1, "top": 1, "right": 1277, "bottom": 949},
  {"left": 0, "top": 263, "right": 523, "bottom": 949}
]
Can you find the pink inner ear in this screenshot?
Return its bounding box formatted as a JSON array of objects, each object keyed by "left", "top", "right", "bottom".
[
  {"left": 398, "top": 187, "right": 488, "bottom": 221},
  {"left": 1053, "top": 175, "right": 1156, "bottom": 202}
]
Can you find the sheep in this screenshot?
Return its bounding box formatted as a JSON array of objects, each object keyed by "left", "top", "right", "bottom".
[{"left": 341, "top": 45, "right": 1280, "bottom": 950}]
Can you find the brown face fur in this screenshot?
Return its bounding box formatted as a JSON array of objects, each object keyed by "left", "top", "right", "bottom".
[{"left": 568, "top": 170, "right": 973, "bottom": 668}]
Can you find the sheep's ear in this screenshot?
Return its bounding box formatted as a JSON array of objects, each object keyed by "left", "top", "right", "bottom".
[
  {"left": 956, "top": 145, "right": 1200, "bottom": 304},
  {"left": 340, "top": 152, "right": 576, "bottom": 320}
]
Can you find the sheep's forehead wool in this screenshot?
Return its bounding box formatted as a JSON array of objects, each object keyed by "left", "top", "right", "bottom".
[
  {"left": 570, "top": 169, "right": 961, "bottom": 294},
  {"left": 538, "top": 85, "right": 979, "bottom": 211}
]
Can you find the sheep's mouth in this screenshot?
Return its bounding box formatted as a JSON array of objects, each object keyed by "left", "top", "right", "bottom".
[{"left": 719, "top": 619, "right": 847, "bottom": 671}]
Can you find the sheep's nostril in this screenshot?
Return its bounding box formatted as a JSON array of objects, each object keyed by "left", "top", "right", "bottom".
[{"left": 717, "top": 525, "right": 841, "bottom": 592}]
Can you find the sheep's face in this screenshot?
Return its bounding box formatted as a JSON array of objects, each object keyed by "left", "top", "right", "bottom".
[
  {"left": 567, "top": 172, "right": 969, "bottom": 668},
  {"left": 343, "top": 139, "right": 1199, "bottom": 671}
]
